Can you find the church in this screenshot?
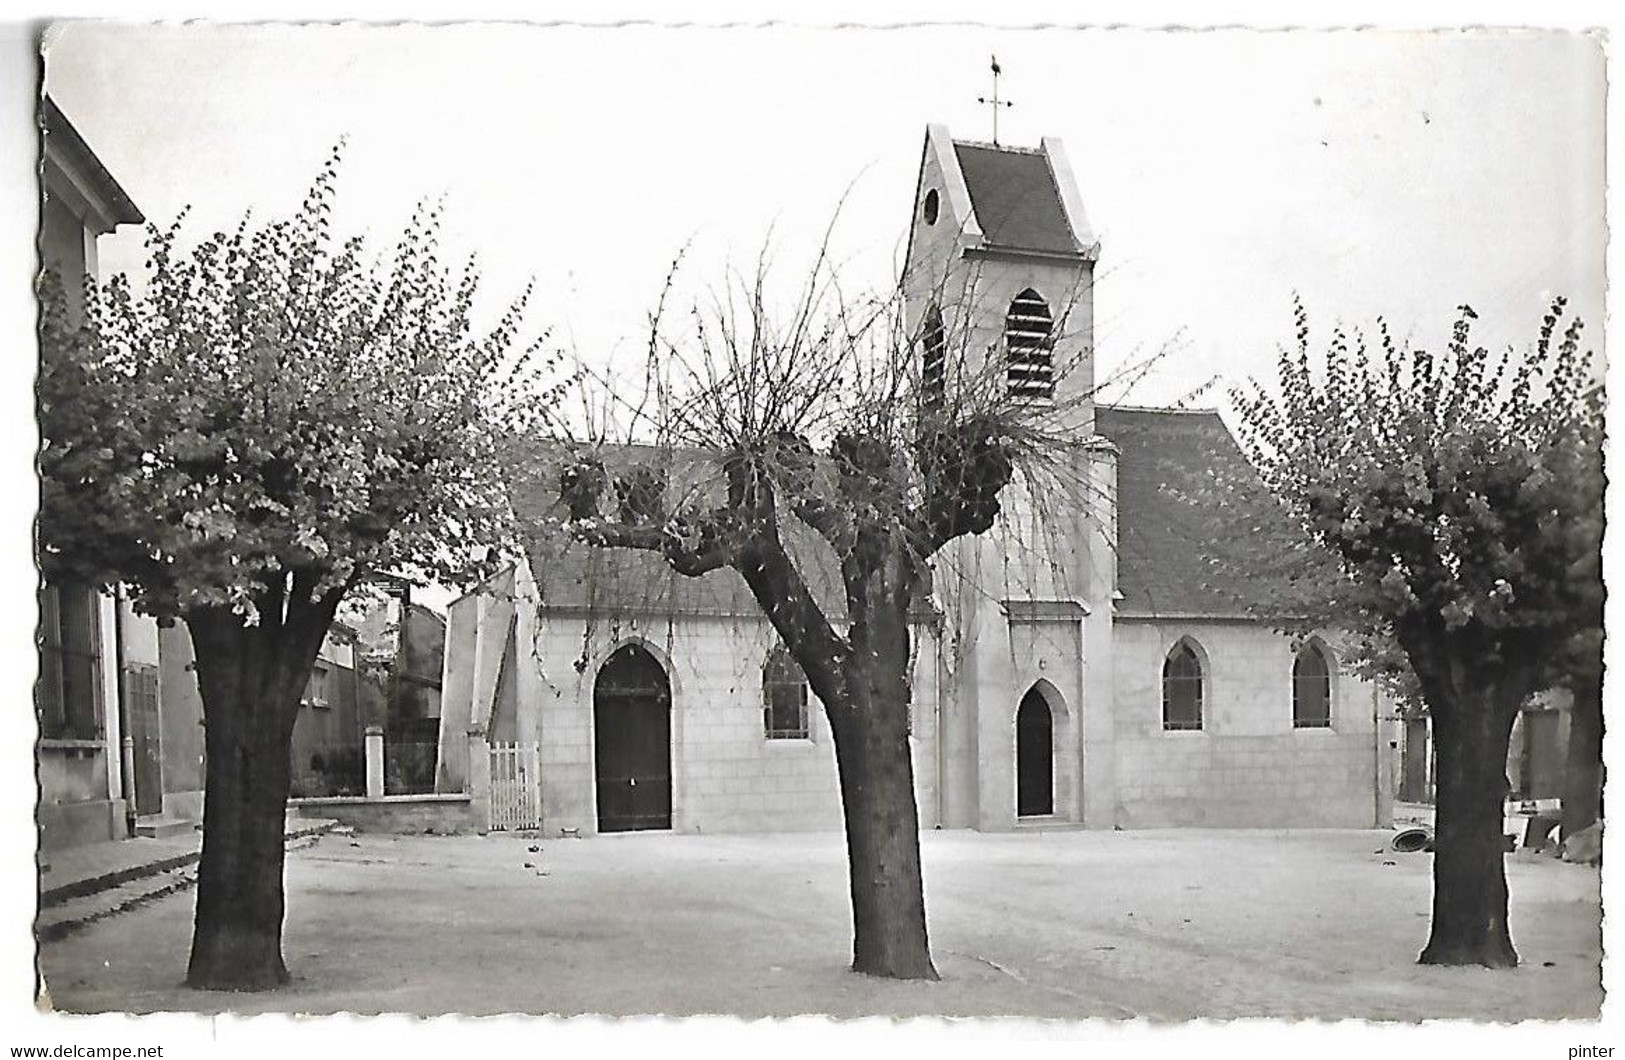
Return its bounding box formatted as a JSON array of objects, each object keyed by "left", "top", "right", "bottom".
[{"left": 435, "top": 124, "right": 1396, "bottom": 836}]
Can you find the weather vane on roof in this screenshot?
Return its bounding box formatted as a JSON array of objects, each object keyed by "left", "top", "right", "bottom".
[{"left": 978, "top": 54, "right": 1014, "bottom": 146}]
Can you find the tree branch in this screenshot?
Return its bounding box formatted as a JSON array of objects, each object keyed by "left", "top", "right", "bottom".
[
  {"left": 567, "top": 516, "right": 735, "bottom": 577},
  {"left": 766, "top": 430, "right": 856, "bottom": 553},
  {"left": 735, "top": 533, "right": 851, "bottom": 707},
  {"left": 905, "top": 418, "right": 1014, "bottom": 557}
]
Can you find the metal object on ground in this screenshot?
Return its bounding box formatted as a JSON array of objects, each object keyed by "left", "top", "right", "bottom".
[{"left": 1391, "top": 827, "right": 1432, "bottom": 853}]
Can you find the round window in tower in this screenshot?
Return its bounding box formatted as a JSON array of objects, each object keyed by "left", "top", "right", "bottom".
[{"left": 923, "top": 188, "right": 940, "bottom": 225}]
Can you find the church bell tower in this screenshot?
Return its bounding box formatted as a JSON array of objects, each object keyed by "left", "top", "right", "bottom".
[{"left": 901, "top": 124, "right": 1102, "bottom": 437}]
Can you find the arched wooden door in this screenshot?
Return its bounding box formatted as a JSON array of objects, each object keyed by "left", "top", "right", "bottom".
[
  {"left": 593, "top": 644, "right": 672, "bottom": 832},
  {"left": 1017, "top": 688, "right": 1054, "bottom": 817}
]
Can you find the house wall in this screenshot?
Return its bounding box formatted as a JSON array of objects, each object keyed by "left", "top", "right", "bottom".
[
  {"left": 441, "top": 574, "right": 1393, "bottom": 837},
  {"left": 37, "top": 106, "right": 143, "bottom": 849},
  {"left": 37, "top": 592, "right": 123, "bottom": 850},
  {"left": 36, "top": 184, "right": 116, "bottom": 848},
  {"left": 290, "top": 636, "right": 363, "bottom": 797},
  {"left": 39, "top": 191, "right": 91, "bottom": 311},
  {"left": 1508, "top": 689, "right": 1573, "bottom": 802},
  {"left": 533, "top": 611, "right": 845, "bottom": 838},
  {"left": 396, "top": 604, "right": 445, "bottom": 724},
  {"left": 425, "top": 566, "right": 950, "bottom": 837},
  {"left": 435, "top": 588, "right": 484, "bottom": 792},
  {"left": 525, "top": 612, "right": 942, "bottom": 836},
  {"left": 156, "top": 624, "right": 205, "bottom": 819},
  {"left": 1110, "top": 620, "right": 1391, "bottom": 828},
  {"left": 37, "top": 748, "right": 120, "bottom": 850}
]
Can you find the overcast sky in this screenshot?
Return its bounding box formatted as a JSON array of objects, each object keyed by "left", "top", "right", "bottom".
[
  {"left": 43, "top": 21, "right": 1606, "bottom": 410},
  {"left": 2, "top": 12, "right": 1617, "bottom": 1049}
]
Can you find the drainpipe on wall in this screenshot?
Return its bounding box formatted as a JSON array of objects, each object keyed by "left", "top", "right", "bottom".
[{"left": 113, "top": 585, "right": 136, "bottom": 837}]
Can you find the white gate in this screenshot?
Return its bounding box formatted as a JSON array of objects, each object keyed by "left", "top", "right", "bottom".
[{"left": 488, "top": 742, "right": 541, "bottom": 830}]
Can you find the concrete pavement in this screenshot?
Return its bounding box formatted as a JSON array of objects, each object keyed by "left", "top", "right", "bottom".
[
  {"left": 37, "top": 827, "right": 1603, "bottom": 1019},
  {"left": 37, "top": 815, "right": 337, "bottom": 941}
]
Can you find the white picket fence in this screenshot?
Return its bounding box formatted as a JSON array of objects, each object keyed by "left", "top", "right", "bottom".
[{"left": 488, "top": 741, "right": 541, "bottom": 831}]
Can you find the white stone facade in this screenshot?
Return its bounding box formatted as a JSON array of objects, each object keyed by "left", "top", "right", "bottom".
[
  {"left": 1110, "top": 621, "right": 1388, "bottom": 828},
  {"left": 437, "top": 125, "right": 1393, "bottom": 836}
]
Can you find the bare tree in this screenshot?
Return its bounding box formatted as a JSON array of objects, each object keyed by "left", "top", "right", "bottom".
[{"left": 517, "top": 236, "right": 1112, "bottom": 979}]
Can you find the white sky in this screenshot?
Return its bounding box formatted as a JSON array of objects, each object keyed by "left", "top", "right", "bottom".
[
  {"left": 42, "top": 22, "right": 1607, "bottom": 409},
  {"left": 2, "top": 7, "right": 1622, "bottom": 1053}
]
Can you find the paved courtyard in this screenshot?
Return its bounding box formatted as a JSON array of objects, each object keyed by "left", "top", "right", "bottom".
[{"left": 37, "top": 827, "right": 1601, "bottom": 1020}]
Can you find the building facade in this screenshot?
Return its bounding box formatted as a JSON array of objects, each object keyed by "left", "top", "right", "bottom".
[
  {"left": 37, "top": 100, "right": 366, "bottom": 849},
  {"left": 438, "top": 125, "right": 1395, "bottom": 836},
  {"left": 37, "top": 98, "right": 158, "bottom": 850}
]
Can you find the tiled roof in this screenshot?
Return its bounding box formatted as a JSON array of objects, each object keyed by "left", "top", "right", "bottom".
[
  {"left": 509, "top": 407, "right": 1279, "bottom": 625},
  {"left": 41, "top": 97, "right": 144, "bottom": 228},
  {"left": 1095, "top": 405, "right": 1274, "bottom": 618},
  {"left": 953, "top": 142, "right": 1077, "bottom": 256},
  {"left": 508, "top": 444, "right": 931, "bottom": 620}
]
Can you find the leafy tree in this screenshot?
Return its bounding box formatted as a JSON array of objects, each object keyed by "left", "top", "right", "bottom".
[
  {"left": 1227, "top": 299, "right": 1602, "bottom": 967},
  {"left": 533, "top": 249, "right": 1102, "bottom": 979},
  {"left": 1561, "top": 630, "right": 1604, "bottom": 842},
  {"left": 37, "top": 149, "right": 544, "bottom": 990}
]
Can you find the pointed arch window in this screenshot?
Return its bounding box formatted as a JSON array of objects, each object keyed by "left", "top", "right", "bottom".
[
  {"left": 921, "top": 306, "right": 946, "bottom": 408},
  {"left": 1162, "top": 641, "right": 1204, "bottom": 731},
  {"left": 1293, "top": 643, "right": 1333, "bottom": 729},
  {"left": 763, "top": 646, "right": 810, "bottom": 740},
  {"left": 1005, "top": 288, "right": 1055, "bottom": 400}
]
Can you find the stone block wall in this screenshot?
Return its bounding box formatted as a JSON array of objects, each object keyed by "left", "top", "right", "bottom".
[
  {"left": 528, "top": 613, "right": 941, "bottom": 836},
  {"left": 290, "top": 794, "right": 479, "bottom": 834},
  {"left": 1110, "top": 619, "right": 1389, "bottom": 828}
]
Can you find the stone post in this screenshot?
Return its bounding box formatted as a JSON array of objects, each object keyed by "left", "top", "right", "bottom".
[
  {"left": 467, "top": 728, "right": 492, "bottom": 832},
  {"left": 364, "top": 724, "right": 385, "bottom": 799},
  {"left": 1373, "top": 686, "right": 1396, "bottom": 829}
]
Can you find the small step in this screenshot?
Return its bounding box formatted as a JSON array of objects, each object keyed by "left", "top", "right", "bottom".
[
  {"left": 133, "top": 815, "right": 198, "bottom": 840},
  {"left": 37, "top": 862, "right": 199, "bottom": 942},
  {"left": 1013, "top": 816, "right": 1089, "bottom": 833},
  {"left": 38, "top": 820, "right": 340, "bottom": 940},
  {"left": 286, "top": 816, "right": 340, "bottom": 840}
]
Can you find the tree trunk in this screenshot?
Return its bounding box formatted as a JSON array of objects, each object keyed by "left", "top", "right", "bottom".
[
  {"left": 184, "top": 603, "right": 330, "bottom": 991},
  {"left": 1418, "top": 701, "right": 1520, "bottom": 967},
  {"left": 828, "top": 671, "right": 938, "bottom": 980},
  {"left": 823, "top": 544, "right": 937, "bottom": 982},
  {"left": 1561, "top": 672, "right": 1603, "bottom": 841},
  {"left": 730, "top": 499, "right": 937, "bottom": 980}
]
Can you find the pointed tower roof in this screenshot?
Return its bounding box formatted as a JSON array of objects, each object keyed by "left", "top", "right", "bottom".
[{"left": 950, "top": 135, "right": 1098, "bottom": 260}]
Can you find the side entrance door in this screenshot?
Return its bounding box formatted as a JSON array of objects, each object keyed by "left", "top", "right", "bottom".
[
  {"left": 593, "top": 644, "right": 673, "bottom": 832},
  {"left": 125, "top": 663, "right": 164, "bottom": 816},
  {"left": 1016, "top": 688, "right": 1054, "bottom": 818}
]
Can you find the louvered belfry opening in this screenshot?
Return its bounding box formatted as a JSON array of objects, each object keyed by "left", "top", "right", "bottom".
[
  {"left": 921, "top": 306, "right": 946, "bottom": 408},
  {"left": 1005, "top": 288, "right": 1055, "bottom": 400}
]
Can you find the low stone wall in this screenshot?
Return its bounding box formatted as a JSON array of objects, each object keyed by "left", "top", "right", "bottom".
[
  {"left": 38, "top": 798, "right": 125, "bottom": 851},
  {"left": 289, "top": 793, "right": 480, "bottom": 835},
  {"left": 162, "top": 789, "right": 205, "bottom": 823}
]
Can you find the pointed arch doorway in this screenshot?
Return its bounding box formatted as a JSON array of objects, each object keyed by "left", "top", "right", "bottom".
[
  {"left": 593, "top": 643, "right": 673, "bottom": 832},
  {"left": 1016, "top": 687, "right": 1054, "bottom": 817}
]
